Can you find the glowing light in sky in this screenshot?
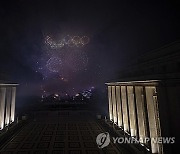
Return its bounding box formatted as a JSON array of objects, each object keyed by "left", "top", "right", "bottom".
[
  {"left": 34, "top": 33, "right": 91, "bottom": 88},
  {"left": 81, "top": 36, "right": 90, "bottom": 45},
  {"left": 66, "top": 50, "right": 88, "bottom": 71},
  {"left": 46, "top": 57, "right": 62, "bottom": 73},
  {"left": 45, "top": 35, "right": 90, "bottom": 49}
]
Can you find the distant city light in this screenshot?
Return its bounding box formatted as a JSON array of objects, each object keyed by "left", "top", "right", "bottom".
[
  {"left": 81, "top": 89, "right": 93, "bottom": 99},
  {"left": 54, "top": 94, "right": 59, "bottom": 97}
]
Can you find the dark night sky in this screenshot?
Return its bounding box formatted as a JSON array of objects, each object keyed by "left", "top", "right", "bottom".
[{"left": 0, "top": 0, "right": 180, "bottom": 97}]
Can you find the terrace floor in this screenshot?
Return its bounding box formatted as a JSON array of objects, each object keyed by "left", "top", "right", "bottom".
[{"left": 0, "top": 110, "right": 129, "bottom": 154}]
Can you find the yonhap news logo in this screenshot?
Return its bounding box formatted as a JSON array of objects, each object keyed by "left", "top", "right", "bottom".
[
  {"left": 96, "top": 132, "right": 175, "bottom": 149},
  {"left": 96, "top": 132, "right": 110, "bottom": 148}
]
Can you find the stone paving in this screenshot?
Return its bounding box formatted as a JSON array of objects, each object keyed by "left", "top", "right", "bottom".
[{"left": 0, "top": 110, "right": 124, "bottom": 154}]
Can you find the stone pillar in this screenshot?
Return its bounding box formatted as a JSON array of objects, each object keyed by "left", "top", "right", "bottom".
[
  {"left": 108, "top": 86, "right": 113, "bottom": 120},
  {"left": 135, "top": 86, "right": 148, "bottom": 143},
  {"left": 116, "top": 86, "right": 123, "bottom": 127},
  {"left": 127, "top": 86, "right": 137, "bottom": 137},
  {"left": 112, "top": 86, "right": 117, "bottom": 123},
  {"left": 5, "top": 87, "right": 12, "bottom": 126},
  {"left": 145, "top": 86, "right": 160, "bottom": 154},
  {"left": 10, "top": 87, "right": 16, "bottom": 123},
  {"left": 0, "top": 87, "right": 6, "bottom": 130},
  {"left": 121, "top": 86, "right": 129, "bottom": 132}
]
